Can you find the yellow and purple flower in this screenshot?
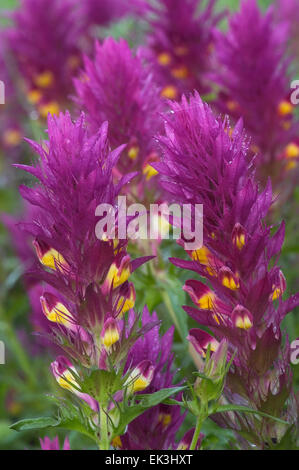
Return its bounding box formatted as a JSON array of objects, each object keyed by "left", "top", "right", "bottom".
[
  {"left": 155, "top": 92, "right": 299, "bottom": 446},
  {"left": 142, "top": 0, "right": 224, "bottom": 100},
  {"left": 8, "top": 0, "right": 82, "bottom": 118},
  {"left": 74, "top": 38, "right": 162, "bottom": 185},
  {"left": 213, "top": 0, "right": 299, "bottom": 182},
  {"left": 117, "top": 308, "right": 185, "bottom": 450}
]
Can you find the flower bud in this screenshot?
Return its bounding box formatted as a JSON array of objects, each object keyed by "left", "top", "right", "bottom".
[
  {"left": 40, "top": 292, "right": 74, "bottom": 328},
  {"left": 194, "top": 339, "right": 229, "bottom": 403},
  {"left": 33, "top": 238, "right": 68, "bottom": 271},
  {"left": 102, "top": 255, "right": 131, "bottom": 293},
  {"left": 187, "top": 328, "right": 219, "bottom": 359},
  {"left": 219, "top": 266, "right": 239, "bottom": 290},
  {"left": 183, "top": 280, "right": 216, "bottom": 310},
  {"left": 51, "top": 356, "right": 78, "bottom": 392},
  {"left": 116, "top": 283, "right": 136, "bottom": 317},
  {"left": 51, "top": 356, "right": 99, "bottom": 411},
  {"left": 271, "top": 270, "right": 286, "bottom": 301},
  {"left": 100, "top": 317, "right": 120, "bottom": 351},
  {"left": 232, "top": 223, "right": 246, "bottom": 250},
  {"left": 232, "top": 305, "right": 253, "bottom": 330},
  {"left": 125, "top": 360, "right": 155, "bottom": 394}
]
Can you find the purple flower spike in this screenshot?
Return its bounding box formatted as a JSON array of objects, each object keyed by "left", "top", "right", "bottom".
[
  {"left": 74, "top": 38, "right": 163, "bottom": 184},
  {"left": 8, "top": 0, "right": 83, "bottom": 117},
  {"left": 142, "top": 0, "right": 224, "bottom": 100},
  {"left": 113, "top": 307, "right": 185, "bottom": 450},
  {"left": 213, "top": 0, "right": 299, "bottom": 184},
  {"left": 156, "top": 92, "right": 299, "bottom": 447}
]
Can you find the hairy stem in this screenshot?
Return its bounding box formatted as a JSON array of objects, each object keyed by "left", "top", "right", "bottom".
[
  {"left": 190, "top": 415, "right": 204, "bottom": 450},
  {"left": 99, "top": 406, "right": 110, "bottom": 450}
]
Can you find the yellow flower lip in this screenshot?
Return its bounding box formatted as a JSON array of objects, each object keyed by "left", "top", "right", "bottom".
[
  {"left": 285, "top": 142, "right": 299, "bottom": 159},
  {"left": 219, "top": 268, "right": 240, "bottom": 290},
  {"left": 116, "top": 283, "right": 136, "bottom": 317},
  {"left": 57, "top": 368, "right": 78, "bottom": 391},
  {"left": 278, "top": 100, "right": 293, "bottom": 116},
  {"left": 100, "top": 317, "right": 120, "bottom": 351},
  {"left": 38, "top": 101, "right": 60, "bottom": 118},
  {"left": 143, "top": 163, "right": 159, "bottom": 180},
  {"left": 40, "top": 293, "right": 73, "bottom": 327},
  {"left": 271, "top": 270, "right": 286, "bottom": 301},
  {"left": 222, "top": 275, "right": 239, "bottom": 290},
  {"left": 125, "top": 360, "right": 154, "bottom": 394},
  {"left": 198, "top": 291, "right": 215, "bottom": 309},
  {"left": 33, "top": 239, "right": 69, "bottom": 271},
  {"left": 190, "top": 246, "right": 217, "bottom": 276},
  {"left": 161, "top": 85, "right": 178, "bottom": 100},
  {"left": 157, "top": 52, "right": 172, "bottom": 66},
  {"left": 191, "top": 246, "right": 210, "bottom": 263},
  {"left": 103, "top": 256, "right": 131, "bottom": 293},
  {"left": 232, "top": 305, "right": 253, "bottom": 330},
  {"left": 52, "top": 358, "right": 79, "bottom": 393},
  {"left": 128, "top": 145, "right": 139, "bottom": 160},
  {"left": 34, "top": 70, "right": 54, "bottom": 88},
  {"left": 232, "top": 223, "right": 246, "bottom": 250},
  {"left": 235, "top": 315, "right": 252, "bottom": 330}
]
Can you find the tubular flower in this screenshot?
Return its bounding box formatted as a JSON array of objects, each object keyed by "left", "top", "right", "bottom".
[
  {"left": 213, "top": 0, "right": 299, "bottom": 183},
  {"left": 155, "top": 92, "right": 299, "bottom": 447},
  {"left": 74, "top": 38, "right": 162, "bottom": 186},
  {"left": 142, "top": 0, "right": 224, "bottom": 100},
  {"left": 16, "top": 111, "right": 152, "bottom": 351},
  {"left": 7, "top": 0, "right": 82, "bottom": 117},
  {"left": 115, "top": 308, "right": 185, "bottom": 450},
  {"left": 49, "top": 311, "right": 159, "bottom": 414},
  {"left": 51, "top": 356, "right": 100, "bottom": 412}
]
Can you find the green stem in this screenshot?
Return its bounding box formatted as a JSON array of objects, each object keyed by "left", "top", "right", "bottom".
[
  {"left": 161, "top": 291, "right": 184, "bottom": 342},
  {"left": 190, "top": 415, "right": 204, "bottom": 450},
  {"left": 99, "top": 406, "right": 110, "bottom": 450}
]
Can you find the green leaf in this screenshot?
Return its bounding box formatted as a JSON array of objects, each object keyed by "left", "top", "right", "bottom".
[
  {"left": 57, "top": 417, "right": 96, "bottom": 442},
  {"left": 137, "top": 386, "right": 186, "bottom": 408},
  {"left": 193, "top": 371, "right": 214, "bottom": 383},
  {"left": 211, "top": 404, "right": 289, "bottom": 425},
  {"left": 161, "top": 398, "right": 184, "bottom": 407},
  {"left": 112, "top": 386, "right": 185, "bottom": 437},
  {"left": 10, "top": 416, "right": 59, "bottom": 432},
  {"left": 161, "top": 284, "right": 188, "bottom": 342}
]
